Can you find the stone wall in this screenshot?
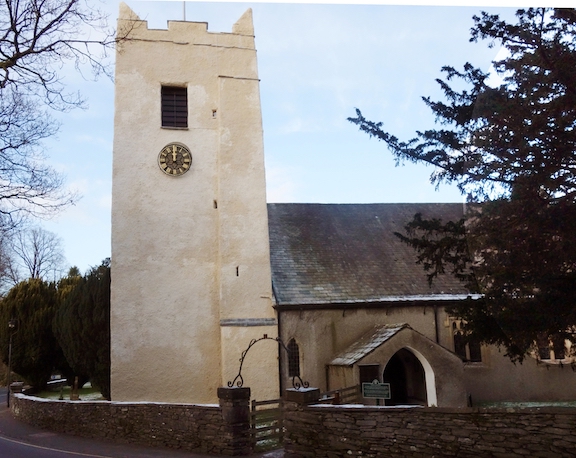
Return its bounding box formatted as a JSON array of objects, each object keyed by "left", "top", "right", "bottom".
[
  {"left": 284, "top": 402, "right": 576, "bottom": 458},
  {"left": 11, "top": 386, "right": 576, "bottom": 457},
  {"left": 10, "top": 387, "right": 252, "bottom": 456}
]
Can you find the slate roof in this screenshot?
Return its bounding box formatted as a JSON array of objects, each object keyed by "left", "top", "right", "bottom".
[
  {"left": 329, "top": 323, "right": 409, "bottom": 366},
  {"left": 267, "top": 203, "right": 471, "bottom": 306}
]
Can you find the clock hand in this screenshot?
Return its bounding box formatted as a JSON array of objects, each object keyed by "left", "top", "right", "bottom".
[{"left": 172, "top": 145, "right": 177, "bottom": 162}]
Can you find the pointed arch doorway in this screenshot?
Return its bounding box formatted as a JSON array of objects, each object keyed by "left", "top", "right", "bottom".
[
  {"left": 383, "top": 348, "right": 428, "bottom": 406},
  {"left": 328, "top": 324, "right": 466, "bottom": 407}
]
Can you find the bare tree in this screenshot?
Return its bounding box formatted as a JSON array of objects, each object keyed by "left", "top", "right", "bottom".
[
  {"left": 0, "top": 230, "right": 16, "bottom": 293},
  {"left": 0, "top": 89, "right": 74, "bottom": 225},
  {"left": 11, "top": 226, "right": 66, "bottom": 282},
  {"left": 0, "top": 0, "right": 115, "bottom": 108},
  {"left": 0, "top": 0, "right": 117, "bottom": 227}
]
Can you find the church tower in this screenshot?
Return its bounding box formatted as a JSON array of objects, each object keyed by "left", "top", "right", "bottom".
[{"left": 111, "top": 4, "right": 278, "bottom": 403}]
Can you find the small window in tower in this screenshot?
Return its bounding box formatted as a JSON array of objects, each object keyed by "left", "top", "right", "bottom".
[
  {"left": 161, "top": 86, "right": 188, "bottom": 128},
  {"left": 287, "top": 338, "right": 300, "bottom": 377}
]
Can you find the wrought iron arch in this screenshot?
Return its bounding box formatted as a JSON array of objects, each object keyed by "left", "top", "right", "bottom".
[{"left": 227, "top": 334, "right": 310, "bottom": 390}]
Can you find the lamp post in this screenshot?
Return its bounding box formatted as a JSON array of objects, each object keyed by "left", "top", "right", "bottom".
[{"left": 6, "top": 319, "right": 16, "bottom": 407}]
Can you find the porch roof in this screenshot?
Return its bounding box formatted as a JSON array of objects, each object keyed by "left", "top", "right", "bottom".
[{"left": 329, "top": 323, "right": 409, "bottom": 366}]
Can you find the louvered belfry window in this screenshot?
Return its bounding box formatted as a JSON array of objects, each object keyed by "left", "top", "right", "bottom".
[{"left": 161, "top": 86, "right": 188, "bottom": 128}]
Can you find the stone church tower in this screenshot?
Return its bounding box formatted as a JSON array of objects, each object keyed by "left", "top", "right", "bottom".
[{"left": 111, "top": 4, "right": 278, "bottom": 403}]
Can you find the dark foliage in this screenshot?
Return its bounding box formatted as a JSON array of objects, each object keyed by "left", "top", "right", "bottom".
[
  {"left": 53, "top": 259, "right": 110, "bottom": 399},
  {"left": 0, "top": 278, "right": 70, "bottom": 389},
  {"left": 349, "top": 8, "right": 576, "bottom": 361}
]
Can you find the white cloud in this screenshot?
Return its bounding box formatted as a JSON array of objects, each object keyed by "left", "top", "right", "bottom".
[{"left": 266, "top": 165, "right": 300, "bottom": 202}]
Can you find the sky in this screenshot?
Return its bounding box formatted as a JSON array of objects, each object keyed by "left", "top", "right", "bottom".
[{"left": 38, "top": 1, "right": 546, "bottom": 273}]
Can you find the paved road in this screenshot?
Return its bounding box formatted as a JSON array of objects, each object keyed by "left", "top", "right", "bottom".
[{"left": 0, "top": 389, "right": 283, "bottom": 458}]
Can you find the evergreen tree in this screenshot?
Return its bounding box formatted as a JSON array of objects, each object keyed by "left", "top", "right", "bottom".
[
  {"left": 0, "top": 278, "right": 68, "bottom": 389},
  {"left": 349, "top": 8, "right": 576, "bottom": 361},
  {"left": 53, "top": 259, "right": 110, "bottom": 399},
  {"left": 55, "top": 266, "right": 86, "bottom": 386},
  {"left": 57, "top": 266, "right": 83, "bottom": 302}
]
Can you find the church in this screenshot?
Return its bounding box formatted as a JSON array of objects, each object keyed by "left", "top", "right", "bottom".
[{"left": 110, "top": 5, "right": 576, "bottom": 407}]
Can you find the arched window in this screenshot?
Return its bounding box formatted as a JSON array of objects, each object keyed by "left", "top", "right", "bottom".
[
  {"left": 537, "top": 334, "right": 568, "bottom": 361},
  {"left": 287, "top": 338, "right": 300, "bottom": 377},
  {"left": 536, "top": 334, "right": 551, "bottom": 359},
  {"left": 468, "top": 337, "right": 482, "bottom": 362},
  {"left": 551, "top": 335, "right": 566, "bottom": 360},
  {"left": 452, "top": 321, "right": 482, "bottom": 363},
  {"left": 453, "top": 322, "right": 467, "bottom": 360}
]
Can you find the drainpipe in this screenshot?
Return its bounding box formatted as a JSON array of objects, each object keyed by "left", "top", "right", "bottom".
[
  {"left": 276, "top": 305, "right": 284, "bottom": 396},
  {"left": 271, "top": 280, "right": 284, "bottom": 397},
  {"left": 434, "top": 304, "right": 440, "bottom": 344}
]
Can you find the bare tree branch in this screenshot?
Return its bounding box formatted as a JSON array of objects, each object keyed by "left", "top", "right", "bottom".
[
  {"left": 0, "top": 0, "right": 115, "bottom": 109},
  {"left": 0, "top": 0, "right": 118, "bottom": 228}
]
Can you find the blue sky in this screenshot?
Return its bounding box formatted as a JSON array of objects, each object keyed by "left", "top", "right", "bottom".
[{"left": 40, "top": 1, "right": 533, "bottom": 273}]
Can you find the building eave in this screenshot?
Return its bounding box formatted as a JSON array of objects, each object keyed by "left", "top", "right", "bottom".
[{"left": 274, "top": 294, "right": 482, "bottom": 311}]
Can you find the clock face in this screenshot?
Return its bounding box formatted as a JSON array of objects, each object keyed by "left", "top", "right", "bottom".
[{"left": 158, "top": 143, "right": 192, "bottom": 176}]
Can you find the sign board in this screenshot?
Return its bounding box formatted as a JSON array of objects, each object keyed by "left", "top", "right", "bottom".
[{"left": 362, "top": 380, "right": 391, "bottom": 399}]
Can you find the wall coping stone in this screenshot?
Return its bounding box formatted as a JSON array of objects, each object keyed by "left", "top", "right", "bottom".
[
  {"left": 304, "top": 404, "right": 576, "bottom": 415},
  {"left": 15, "top": 393, "right": 219, "bottom": 407},
  {"left": 217, "top": 386, "right": 251, "bottom": 401},
  {"left": 285, "top": 387, "right": 320, "bottom": 404}
]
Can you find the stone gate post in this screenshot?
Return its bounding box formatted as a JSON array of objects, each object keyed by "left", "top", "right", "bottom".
[
  {"left": 217, "top": 387, "right": 252, "bottom": 456},
  {"left": 283, "top": 387, "right": 321, "bottom": 458}
]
